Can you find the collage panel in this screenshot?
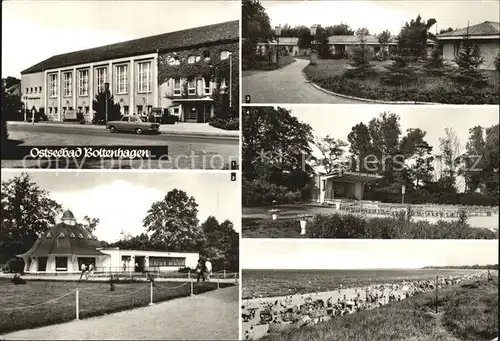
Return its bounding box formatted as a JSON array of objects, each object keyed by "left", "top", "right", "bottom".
[
  {"left": 2, "top": 1, "right": 240, "bottom": 170},
  {"left": 242, "top": 105, "right": 499, "bottom": 239},
  {"left": 241, "top": 238, "right": 499, "bottom": 341},
  {"left": 0, "top": 169, "right": 240, "bottom": 340},
  {"left": 242, "top": 0, "right": 499, "bottom": 105}
]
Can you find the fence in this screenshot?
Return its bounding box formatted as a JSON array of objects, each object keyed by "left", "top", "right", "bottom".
[{"left": 0, "top": 274, "right": 236, "bottom": 325}]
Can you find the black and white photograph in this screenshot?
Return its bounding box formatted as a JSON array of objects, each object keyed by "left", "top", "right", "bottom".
[
  {"left": 242, "top": 105, "right": 499, "bottom": 238},
  {"left": 1, "top": 1, "right": 240, "bottom": 169},
  {"left": 241, "top": 239, "right": 498, "bottom": 341},
  {"left": 242, "top": 0, "right": 499, "bottom": 104},
  {"left": 0, "top": 170, "right": 240, "bottom": 340}
]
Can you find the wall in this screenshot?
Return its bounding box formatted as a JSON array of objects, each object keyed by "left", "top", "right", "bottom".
[
  {"left": 99, "top": 249, "right": 199, "bottom": 271},
  {"left": 442, "top": 39, "right": 500, "bottom": 69},
  {"left": 20, "top": 72, "right": 44, "bottom": 113}
]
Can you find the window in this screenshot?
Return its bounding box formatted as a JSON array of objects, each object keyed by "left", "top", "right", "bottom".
[
  {"left": 30, "top": 87, "right": 33, "bottom": 93},
  {"left": 124, "top": 105, "right": 129, "bottom": 116},
  {"left": 87, "top": 235, "right": 92, "bottom": 239},
  {"left": 49, "top": 74, "right": 58, "bottom": 98},
  {"left": 204, "top": 78, "right": 211, "bottom": 95},
  {"left": 39, "top": 86, "right": 42, "bottom": 92},
  {"left": 173, "top": 78, "right": 181, "bottom": 96},
  {"left": 116, "top": 64, "right": 128, "bottom": 94},
  {"left": 149, "top": 257, "right": 186, "bottom": 267},
  {"left": 203, "top": 50, "right": 211, "bottom": 61},
  {"left": 78, "top": 233, "right": 84, "bottom": 239},
  {"left": 46, "top": 232, "right": 52, "bottom": 238},
  {"left": 54, "top": 107, "right": 58, "bottom": 114},
  {"left": 78, "top": 70, "right": 89, "bottom": 96},
  {"left": 220, "top": 77, "right": 227, "bottom": 91},
  {"left": 172, "top": 107, "right": 179, "bottom": 115},
  {"left": 187, "top": 55, "right": 196, "bottom": 64},
  {"left": 49, "top": 108, "right": 53, "bottom": 114},
  {"left": 220, "top": 50, "right": 230, "bottom": 60},
  {"left": 55, "top": 257, "right": 67, "bottom": 271},
  {"left": 59, "top": 233, "right": 65, "bottom": 238},
  {"left": 167, "top": 55, "right": 180, "bottom": 66},
  {"left": 138, "top": 61, "right": 151, "bottom": 93},
  {"left": 63, "top": 72, "right": 72, "bottom": 97},
  {"left": 70, "top": 233, "right": 76, "bottom": 238},
  {"left": 121, "top": 116, "right": 129, "bottom": 121},
  {"left": 26, "top": 88, "right": 28, "bottom": 94},
  {"left": 453, "top": 42, "right": 461, "bottom": 57},
  {"left": 137, "top": 105, "right": 143, "bottom": 116},
  {"left": 188, "top": 78, "right": 196, "bottom": 95},
  {"left": 96, "top": 67, "right": 108, "bottom": 93}
]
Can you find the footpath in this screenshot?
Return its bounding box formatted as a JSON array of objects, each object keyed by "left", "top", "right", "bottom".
[{"left": 8, "top": 121, "right": 239, "bottom": 139}]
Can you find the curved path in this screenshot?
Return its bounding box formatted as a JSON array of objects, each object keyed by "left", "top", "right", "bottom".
[
  {"left": 242, "top": 58, "right": 364, "bottom": 104},
  {"left": 1, "top": 286, "right": 238, "bottom": 340}
]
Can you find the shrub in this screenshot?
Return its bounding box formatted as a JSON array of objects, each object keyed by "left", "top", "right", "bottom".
[
  {"left": 495, "top": 49, "right": 500, "bottom": 72},
  {"left": 308, "top": 214, "right": 367, "bottom": 238},
  {"left": 242, "top": 178, "right": 302, "bottom": 206},
  {"left": 1, "top": 258, "right": 24, "bottom": 273},
  {"left": 178, "top": 266, "right": 192, "bottom": 273},
  {"left": 209, "top": 117, "right": 239, "bottom": 131},
  {"left": 11, "top": 274, "right": 26, "bottom": 285}
]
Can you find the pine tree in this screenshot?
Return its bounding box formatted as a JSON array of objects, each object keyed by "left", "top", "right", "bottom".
[
  {"left": 92, "top": 89, "right": 121, "bottom": 124},
  {"left": 454, "top": 28, "right": 488, "bottom": 88}
]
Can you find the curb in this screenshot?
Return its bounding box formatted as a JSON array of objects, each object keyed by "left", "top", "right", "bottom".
[
  {"left": 308, "top": 81, "right": 443, "bottom": 105},
  {"left": 8, "top": 121, "right": 239, "bottom": 139}
]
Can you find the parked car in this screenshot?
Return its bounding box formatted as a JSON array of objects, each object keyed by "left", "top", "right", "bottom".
[{"left": 106, "top": 115, "right": 160, "bottom": 134}]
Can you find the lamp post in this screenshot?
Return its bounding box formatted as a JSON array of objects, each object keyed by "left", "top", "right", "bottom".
[
  {"left": 104, "top": 82, "right": 109, "bottom": 122},
  {"left": 401, "top": 184, "right": 406, "bottom": 204},
  {"left": 310, "top": 25, "right": 318, "bottom": 65},
  {"left": 275, "top": 25, "right": 282, "bottom": 64},
  {"left": 228, "top": 52, "right": 233, "bottom": 109}
]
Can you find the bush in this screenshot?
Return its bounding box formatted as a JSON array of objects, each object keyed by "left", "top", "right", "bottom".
[
  {"left": 308, "top": 214, "right": 367, "bottom": 238},
  {"left": 495, "top": 50, "right": 500, "bottom": 72},
  {"left": 11, "top": 274, "right": 26, "bottom": 285},
  {"left": 178, "top": 266, "right": 192, "bottom": 273},
  {"left": 1, "top": 258, "right": 24, "bottom": 273},
  {"left": 242, "top": 178, "right": 303, "bottom": 206},
  {"left": 209, "top": 117, "right": 239, "bottom": 130}
]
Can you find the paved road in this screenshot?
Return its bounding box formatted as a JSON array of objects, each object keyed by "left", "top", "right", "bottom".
[
  {"left": 242, "top": 58, "right": 363, "bottom": 104},
  {"left": 3, "top": 124, "right": 239, "bottom": 169},
  {"left": 1, "top": 286, "right": 239, "bottom": 340}
]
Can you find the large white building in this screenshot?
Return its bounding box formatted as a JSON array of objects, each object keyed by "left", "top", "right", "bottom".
[{"left": 20, "top": 20, "right": 239, "bottom": 123}]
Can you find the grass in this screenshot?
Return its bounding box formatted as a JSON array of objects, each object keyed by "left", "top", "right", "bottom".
[
  {"left": 303, "top": 59, "right": 500, "bottom": 104},
  {"left": 0, "top": 278, "right": 234, "bottom": 334},
  {"left": 262, "top": 277, "right": 498, "bottom": 341}
]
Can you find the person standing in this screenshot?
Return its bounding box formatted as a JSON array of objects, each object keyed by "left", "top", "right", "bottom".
[
  {"left": 79, "top": 263, "right": 87, "bottom": 280},
  {"left": 205, "top": 258, "right": 212, "bottom": 281},
  {"left": 196, "top": 258, "right": 205, "bottom": 283},
  {"left": 88, "top": 263, "right": 94, "bottom": 279}
]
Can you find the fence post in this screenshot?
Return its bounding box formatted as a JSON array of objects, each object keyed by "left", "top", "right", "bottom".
[
  {"left": 223, "top": 269, "right": 226, "bottom": 279},
  {"left": 149, "top": 281, "right": 154, "bottom": 305},
  {"left": 435, "top": 275, "right": 439, "bottom": 314},
  {"left": 157, "top": 267, "right": 160, "bottom": 279},
  {"left": 190, "top": 278, "right": 194, "bottom": 296},
  {"left": 75, "top": 288, "right": 80, "bottom": 321},
  {"left": 188, "top": 270, "right": 191, "bottom": 280},
  {"left": 217, "top": 275, "right": 220, "bottom": 289}
]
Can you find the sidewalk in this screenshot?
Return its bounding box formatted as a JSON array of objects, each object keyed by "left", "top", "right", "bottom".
[{"left": 8, "top": 121, "right": 239, "bottom": 138}]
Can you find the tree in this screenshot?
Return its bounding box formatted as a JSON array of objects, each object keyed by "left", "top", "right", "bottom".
[
  {"left": 427, "top": 45, "right": 443, "bottom": 68},
  {"left": 437, "top": 128, "right": 462, "bottom": 192},
  {"left": 454, "top": 29, "right": 488, "bottom": 89},
  {"left": 314, "top": 26, "right": 332, "bottom": 59},
  {"left": 495, "top": 49, "right": 500, "bottom": 72},
  {"left": 398, "top": 15, "right": 437, "bottom": 58},
  {"left": 92, "top": 88, "right": 121, "bottom": 124},
  {"left": 314, "top": 136, "right": 348, "bottom": 174},
  {"left": 329, "top": 24, "right": 355, "bottom": 36},
  {"left": 200, "top": 216, "right": 239, "bottom": 271},
  {"left": 378, "top": 30, "right": 391, "bottom": 59},
  {"left": 347, "top": 122, "right": 375, "bottom": 173},
  {"left": 1, "top": 173, "right": 62, "bottom": 264},
  {"left": 242, "top": 0, "right": 273, "bottom": 69},
  {"left": 350, "top": 27, "right": 371, "bottom": 67},
  {"left": 143, "top": 189, "right": 205, "bottom": 252},
  {"left": 439, "top": 27, "right": 454, "bottom": 34},
  {"left": 82, "top": 216, "right": 100, "bottom": 234}
]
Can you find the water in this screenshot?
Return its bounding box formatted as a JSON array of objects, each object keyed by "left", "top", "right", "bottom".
[{"left": 242, "top": 268, "right": 485, "bottom": 299}]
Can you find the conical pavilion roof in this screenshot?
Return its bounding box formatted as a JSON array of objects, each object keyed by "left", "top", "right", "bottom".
[{"left": 19, "top": 222, "right": 105, "bottom": 257}]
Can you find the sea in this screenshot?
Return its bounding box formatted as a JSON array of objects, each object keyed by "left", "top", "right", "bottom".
[{"left": 242, "top": 268, "right": 488, "bottom": 299}]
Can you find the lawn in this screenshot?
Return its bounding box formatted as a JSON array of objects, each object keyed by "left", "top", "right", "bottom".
[
  {"left": 0, "top": 278, "right": 233, "bottom": 334},
  {"left": 303, "top": 59, "right": 499, "bottom": 104},
  {"left": 262, "top": 277, "right": 498, "bottom": 341}
]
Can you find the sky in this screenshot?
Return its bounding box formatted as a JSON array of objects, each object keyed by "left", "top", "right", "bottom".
[
  {"left": 1, "top": 170, "right": 241, "bottom": 242},
  {"left": 1, "top": 0, "right": 240, "bottom": 78},
  {"left": 262, "top": 0, "right": 499, "bottom": 36},
  {"left": 242, "top": 239, "right": 499, "bottom": 269}
]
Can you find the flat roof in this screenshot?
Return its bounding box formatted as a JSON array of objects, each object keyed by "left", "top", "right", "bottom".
[
  {"left": 321, "top": 171, "right": 383, "bottom": 183},
  {"left": 21, "top": 20, "right": 239, "bottom": 75}
]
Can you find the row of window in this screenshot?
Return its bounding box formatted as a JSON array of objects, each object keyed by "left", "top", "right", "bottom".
[
  {"left": 172, "top": 77, "right": 227, "bottom": 96},
  {"left": 166, "top": 50, "right": 231, "bottom": 66},
  {"left": 46, "top": 232, "right": 96, "bottom": 239},
  {"left": 49, "top": 61, "right": 152, "bottom": 98},
  {"left": 149, "top": 257, "right": 186, "bottom": 267},
  {"left": 26, "top": 86, "right": 42, "bottom": 94}
]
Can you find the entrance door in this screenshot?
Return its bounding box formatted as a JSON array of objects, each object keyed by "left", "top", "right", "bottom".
[
  {"left": 186, "top": 105, "right": 198, "bottom": 122},
  {"left": 78, "top": 257, "right": 96, "bottom": 271},
  {"left": 135, "top": 256, "right": 145, "bottom": 273},
  {"left": 38, "top": 257, "right": 47, "bottom": 271}
]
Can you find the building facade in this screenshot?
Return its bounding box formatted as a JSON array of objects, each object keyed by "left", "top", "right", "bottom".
[
  {"left": 20, "top": 20, "right": 239, "bottom": 123},
  {"left": 437, "top": 21, "right": 500, "bottom": 70}
]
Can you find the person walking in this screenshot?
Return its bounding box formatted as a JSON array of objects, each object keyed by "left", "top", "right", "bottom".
[
  {"left": 88, "top": 263, "right": 94, "bottom": 279},
  {"left": 196, "top": 258, "right": 205, "bottom": 283},
  {"left": 205, "top": 258, "right": 212, "bottom": 281},
  {"left": 79, "top": 263, "right": 87, "bottom": 280}
]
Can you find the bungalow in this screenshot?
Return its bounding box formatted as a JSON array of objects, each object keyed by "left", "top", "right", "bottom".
[
  {"left": 313, "top": 169, "right": 383, "bottom": 204},
  {"left": 437, "top": 21, "right": 500, "bottom": 69},
  {"left": 256, "top": 37, "right": 300, "bottom": 56},
  {"left": 327, "top": 35, "right": 398, "bottom": 57}
]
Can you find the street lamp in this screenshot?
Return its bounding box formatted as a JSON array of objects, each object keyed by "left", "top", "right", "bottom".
[
  {"left": 275, "top": 25, "right": 282, "bottom": 64},
  {"left": 401, "top": 184, "right": 406, "bottom": 204},
  {"left": 104, "top": 82, "right": 109, "bottom": 122},
  {"left": 309, "top": 25, "right": 318, "bottom": 65},
  {"left": 228, "top": 52, "right": 233, "bottom": 109}
]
